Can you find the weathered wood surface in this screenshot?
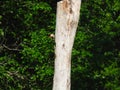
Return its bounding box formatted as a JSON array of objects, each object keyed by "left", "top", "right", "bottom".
[{"left": 53, "top": 0, "right": 81, "bottom": 90}]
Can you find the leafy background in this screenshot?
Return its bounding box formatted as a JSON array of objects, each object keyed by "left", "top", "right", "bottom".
[{"left": 0, "top": 0, "right": 120, "bottom": 90}]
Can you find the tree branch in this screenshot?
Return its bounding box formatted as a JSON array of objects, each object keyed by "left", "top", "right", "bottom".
[{"left": 3, "top": 44, "right": 21, "bottom": 51}]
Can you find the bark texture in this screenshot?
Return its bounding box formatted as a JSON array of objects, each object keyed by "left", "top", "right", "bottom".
[{"left": 53, "top": 0, "right": 81, "bottom": 90}]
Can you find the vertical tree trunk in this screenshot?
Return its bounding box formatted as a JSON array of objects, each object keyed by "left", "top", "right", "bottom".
[{"left": 53, "top": 0, "right": 81, "bottom": 90}]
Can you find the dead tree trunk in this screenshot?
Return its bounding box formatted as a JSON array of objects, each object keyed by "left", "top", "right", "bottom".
[{"left": 53, "top": 0, "right": 81, "bottom": 90}]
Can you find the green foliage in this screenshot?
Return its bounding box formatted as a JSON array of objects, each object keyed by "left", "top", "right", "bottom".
[
  {"left": 0, "top": 1, "right": 54, "bottom": 90},
  {"left": 71, "top": 0, "right": 120, "bottom": 90},
  {"left": 0, "top": 0, "right": 120, "bottom": 90},
  {"left": 19, "top": 29, "right": 54, "bottom": 89}
]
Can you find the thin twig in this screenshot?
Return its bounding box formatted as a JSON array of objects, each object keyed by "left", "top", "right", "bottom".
[{"left": 3, "top": 44, "right": 21, "bottom": 51}]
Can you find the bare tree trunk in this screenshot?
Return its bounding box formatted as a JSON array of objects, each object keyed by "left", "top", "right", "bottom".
[{"left": 53, "top": 0, "right": 81, "bottom": 90}]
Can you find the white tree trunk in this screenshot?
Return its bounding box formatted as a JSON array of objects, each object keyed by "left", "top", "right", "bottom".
[{"left": 53, "top": 0, "right": 81, "bottom": 90}]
